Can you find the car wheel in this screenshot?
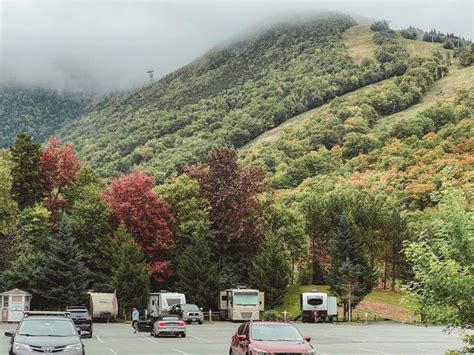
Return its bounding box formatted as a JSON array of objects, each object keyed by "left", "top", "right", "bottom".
[
  {"left": 88, "top": 331, "right": 93, "bottom": 339},
  {"left": 198, "top": 321, "right": 203, "bottom": 325},
  {"left": 229, "top": 348, "right": 233, "bottom": 355},
  {"left": 181, "top": 333, "right": 186, "bottom": 338}
]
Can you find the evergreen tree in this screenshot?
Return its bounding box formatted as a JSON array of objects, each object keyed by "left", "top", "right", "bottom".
[
  {"left": 108, "top": 225, "right": 150, "bottom": 318},
  {"left": 249, "top": 236, "right": 291, "bottom": 308},
  {"left": 326, "top": 213, "right": 375, "bottom": 321},
  {"left": 176, "top": 231, "right": 218, "bottom": 310},
  {"left": 33, "top": 217, "right": 91, "bottom": 308},
  {"left": 10, "top": 134, "right": 45, "bottom": 209}
]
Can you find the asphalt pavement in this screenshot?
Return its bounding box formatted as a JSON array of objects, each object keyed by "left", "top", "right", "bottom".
[{"left": 0, "top": 321, "right": 465, "bottom": 354}]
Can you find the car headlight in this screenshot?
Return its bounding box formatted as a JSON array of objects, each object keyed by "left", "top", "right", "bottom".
[
  {"left": 252, "top": 348, "right": 268, "bottom": 355},
  {"left": 13, "top": 342, "right": 32, "bottom": 351},
  {"left": 64, "top": 343, "right": 83, "bottom": 351},
  {"left": 305, "top": 349, "right": 315, "bottom": 354}
]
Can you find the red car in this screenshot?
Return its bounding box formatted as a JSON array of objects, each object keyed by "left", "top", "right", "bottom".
[{"left": 230, "top": 321, "right": 315, "bottom": 355}]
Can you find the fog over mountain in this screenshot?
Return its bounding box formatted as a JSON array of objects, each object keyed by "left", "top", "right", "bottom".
[{"left": 0, "top": 0, "right": 472, "bottom": 93}]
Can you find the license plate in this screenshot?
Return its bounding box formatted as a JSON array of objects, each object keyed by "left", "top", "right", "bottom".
[{"left": 192, "top": 319, "right": 196, "bottom": 321}]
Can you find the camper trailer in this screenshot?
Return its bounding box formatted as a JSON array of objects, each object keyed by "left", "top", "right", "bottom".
[
  {"left": 219, "top": 288, "right": 264, "bottom": 321},
  {"left": 147, "top": 291, "right": 186, "bottom": 318},
  {"left": 300, "top": 290, "right": 337, "bottom": 323},
  {"left": 88, "top": 292, "right": 118, "bottom": 321}
]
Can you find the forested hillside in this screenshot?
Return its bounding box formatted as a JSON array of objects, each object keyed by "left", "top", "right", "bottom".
[
  {"left": 60, "top": 14, "right": 415, "bottom": 181},
  {"left": 0, "top": 87, "right": 93, "bottom": 147},
  {"left": 0, "top": 14, "right": 472, "bottom": 333}
]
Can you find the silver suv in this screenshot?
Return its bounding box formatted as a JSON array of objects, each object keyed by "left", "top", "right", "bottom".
[
  {"left": 169, "top": 303, "right": 204, "bottom": 324},
  {"left": 4, "top": 311, "right": 88, "bottom": 355}
]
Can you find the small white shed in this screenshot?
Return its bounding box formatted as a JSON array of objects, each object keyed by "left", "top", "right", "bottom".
[{"left": 0, "top": 288, "right": 32, "bottom": 322}]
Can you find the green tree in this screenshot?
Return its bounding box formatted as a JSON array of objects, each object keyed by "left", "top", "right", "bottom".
[
  {"left": 33, "top": 217, "right": 91, "bottom": 308},
  {"left": 326, "top": 213, "right": 376, "bottom": 321},
  {"left": 249, "top": 236, "right": 291, "bottom": 308},
  {"left": 0, "top": 253, "right": 44, "bottom": 293},
  {"left": 108, "top": 225, "right": 150, "bottom": 318},
  {"left": 0, "top": 150, "right": 17, "bottom": 236},
  {"left": 10, "top": 134, "right": 45, "bottom": 209},
  {"left": 68, "top": 184, "right": 112, "bottom": 287},
  {"left": 265, "top": 203, "right": 309, "bottom": 284},
  {"left": 404, "top": 189, "right": 473, "bottom": 330},
  {"left": 176, "top": 232, "right": 219, "bottom": 310},
  {"left": 18, "top": 204, "right": 52, "bottom": 252}
]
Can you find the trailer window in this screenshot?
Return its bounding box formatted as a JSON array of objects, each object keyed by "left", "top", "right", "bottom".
[
  {"left": 234, "top": 293, "right": 259, "bottom": 306},
  {"left": 167, "top": 298, "right": 181, "bottom": 306},
  {"left": 307, "top": 297, "right": 323, "bottom": 306}
]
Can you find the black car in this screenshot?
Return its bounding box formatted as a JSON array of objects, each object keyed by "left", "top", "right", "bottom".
[
  {"left": 4, "top": 311, "right": 88, "bottom": 355},
  {"left": 66, "top": 306, "right": 93, "bottom": 338}
]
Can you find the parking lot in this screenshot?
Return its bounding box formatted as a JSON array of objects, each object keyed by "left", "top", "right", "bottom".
[{"left": 1, "top": 321, "right": 464, "bottom": 354}]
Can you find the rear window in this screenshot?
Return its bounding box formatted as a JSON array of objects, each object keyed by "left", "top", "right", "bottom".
[
  {"left": 307, "top": 297, "right": 323, "bottom": 306},
  {"left": 69, "top": 310, "right": 89, "bottom": 317}
]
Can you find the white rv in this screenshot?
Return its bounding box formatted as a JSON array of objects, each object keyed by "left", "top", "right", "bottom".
[
  {"left": 147, "top": 291, "right": 186, "bottom": 318},
  {"left": 300, "top": 290, "right": 337, "bottom": 323},
  {"left": 219, "top": 288, "right": 264, "bottom": 321},
  {"left": 88, "top": 292, "right": 118, "bottom": 321}
]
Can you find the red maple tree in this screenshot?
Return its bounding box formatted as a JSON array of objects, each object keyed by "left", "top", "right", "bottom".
[
  {"left": 103, "top": 168, "right": 175, "bottom": 283},
  {"left": 40, "top": 136, "right": 81, "bottom": 210}
]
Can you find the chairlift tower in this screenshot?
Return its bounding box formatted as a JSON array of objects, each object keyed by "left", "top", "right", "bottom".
[{"left": 146, "top": 70, "right": 155, "bottom": 84}]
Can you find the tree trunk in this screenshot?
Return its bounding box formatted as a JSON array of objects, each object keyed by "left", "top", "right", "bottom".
[
  {"left": 348, "top": 284, "right": 352, "bottom": 323},
  {"left": 383, "top": 259, "right": 388, "bottom": 290}
]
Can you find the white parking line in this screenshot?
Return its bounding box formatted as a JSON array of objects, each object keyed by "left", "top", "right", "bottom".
[
  {"left": 141, "top": 334, "right": 158, "bottom": 343},
  {"left": 188, "top": 334, "right": 211, "bottom": 343},
  {"left": 109, "top": 349, "right": 118, "bottom": 355},
  {"left": 96, "top": 335, "right": 105, "bottom": 344},
  {"left": 171, "top": 348, "right": 189, "bottom": 355}
]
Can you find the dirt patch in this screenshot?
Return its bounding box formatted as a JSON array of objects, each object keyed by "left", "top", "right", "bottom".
[{"left": 354, "top": 300, "right": 414, "bottom": 322}]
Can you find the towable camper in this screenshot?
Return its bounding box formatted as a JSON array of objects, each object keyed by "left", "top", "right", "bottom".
[
  {"left": 219, "top": 288, "right": 264, "bottom": 321},
  {"left": 300, "top": 290, "right": 337, "bottom": 323},
  {"left": 147, "top": 291, "right": 186, "bottom": 318},
  {"left": 88, "top": 292, "right": 118, "bottom": 321}
]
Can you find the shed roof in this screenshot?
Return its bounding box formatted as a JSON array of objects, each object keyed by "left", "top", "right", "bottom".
[{"left": 0, "top": 288, "right": 32, "bottom": 296}]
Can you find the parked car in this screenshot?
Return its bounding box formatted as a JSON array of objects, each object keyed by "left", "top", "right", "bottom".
[
  {"left": 66, "top": 305, "right": 93, "bottom": 338},
  {"left": 169, "top": 303, "right": 204, "bottom": 324},
  {"left": 4, "top": 311, "right": 88, "bottom": 355},
  {"left": 150, "top": 315, "right": 186, "bottom": 338},
  {"left": 230, "top": 321, "right": 314, "bottom": 355}
]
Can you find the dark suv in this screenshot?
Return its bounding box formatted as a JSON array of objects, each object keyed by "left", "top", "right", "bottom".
[
  {"left": 4, "top": 311, "right": 88, "bottom": 355},
  {"left": 66, "top": 306, "right": 93, "bottom": 338}
]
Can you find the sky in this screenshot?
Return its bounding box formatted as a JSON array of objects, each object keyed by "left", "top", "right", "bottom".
[{"left": 0, "top": 0, "right": 472, "bottom": 93}]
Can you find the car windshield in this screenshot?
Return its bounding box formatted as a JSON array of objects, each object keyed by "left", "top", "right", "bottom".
[
  {"left": 234, "top": 293, "right": 259, "bottom": 306},
  {"left": 252, "top": 324, "right": 303, "bottom": 342},
  {"left": 18, "top": 319, "right": 77, "bottom": 337},
  {"left": 180, "top": 304, "right": 199, "bottom": 311}
]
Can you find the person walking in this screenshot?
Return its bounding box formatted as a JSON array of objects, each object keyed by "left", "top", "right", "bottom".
[{"left": 132, "top": 307, "right": 140, "bottom": 333}]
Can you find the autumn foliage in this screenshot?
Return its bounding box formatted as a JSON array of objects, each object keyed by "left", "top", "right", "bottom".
[
  {"left": 40, "top": 136, "right": 81, "bottom": 210},
  {"left": 103, "top": 168, "right": 174, "bottom": 283}
]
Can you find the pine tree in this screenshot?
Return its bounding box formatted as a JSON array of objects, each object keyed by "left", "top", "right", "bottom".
[
  {"left": 326, "top": 213, "right": 375, "bottom": 321},
  {"left": 33, "top": 217, "right": 91, "bottom": 308},
  {"left": 10, "top": 134, "right": 45, "bottom": 209},
  {"left": 249, "top": 236, "right": 291, "bottom": 308},
  {"left": 176, "top": 229, "right": 218, "bottom": 310},
  {"left": 108, "top": 225, "right": 150, "bottom": 318}
]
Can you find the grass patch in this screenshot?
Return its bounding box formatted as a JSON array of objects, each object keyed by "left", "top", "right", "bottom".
[
  {"left": 274, "top": 284, "right": 415, "bottom": 322},
  {"left": 343, "top": 25, "right": 377, "bottom": 63}
]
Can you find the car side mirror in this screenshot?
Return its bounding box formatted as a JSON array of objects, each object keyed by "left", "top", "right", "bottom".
[
  {"left": 4, "top": 332, "right": 13, "bottom": 337},
  {"left": 304, "top": 336, "right": 311, "bottom": 342},
  {"left": 238, "top": 334, "right": 247, "bottom": 341},
  {"left": 80, "top": 330, "right": 90, "bottom": 338}
]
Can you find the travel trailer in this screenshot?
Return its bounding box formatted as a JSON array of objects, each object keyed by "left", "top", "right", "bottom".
[
  {"left": 88, "top": 292, "right": 118, "bottom": 321},
  {"left": 147, "top": 291, "right": 186, "bottom": 318},
  {"left": 300, "top": 290, "right": 337, "bottom": 323},
  {"left": 219, "top": 288, "right": 264, "bottom": 321}
]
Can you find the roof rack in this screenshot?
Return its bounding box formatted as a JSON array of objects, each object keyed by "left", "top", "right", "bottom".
[{"left": 24, "top": 311, "right": 71, "bottom": 318}]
